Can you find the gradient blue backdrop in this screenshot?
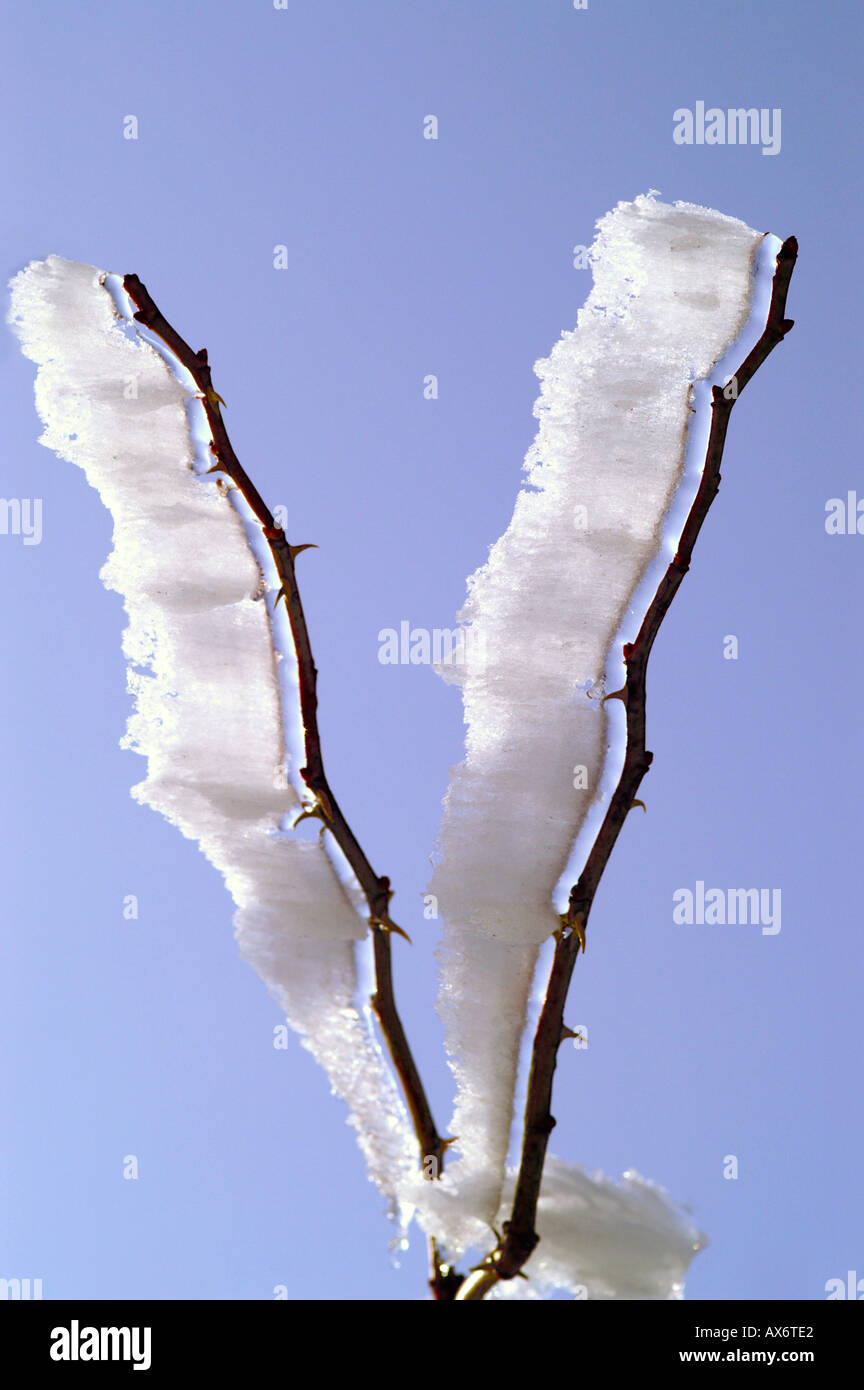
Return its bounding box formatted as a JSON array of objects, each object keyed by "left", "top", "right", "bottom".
[{"left": 1, "top": 0, "right": 860, "bottom": 1301}]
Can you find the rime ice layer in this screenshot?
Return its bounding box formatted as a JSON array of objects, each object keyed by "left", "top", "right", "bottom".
[
  {"left": 429, "top": 193, "right": 764, "bottom": 1243},
  {"left": 8, "top": 255, "right": 416, "bottom": 1204},
  {"left": 488, "top": 1158, "right": 706, "bottom": 1300}
]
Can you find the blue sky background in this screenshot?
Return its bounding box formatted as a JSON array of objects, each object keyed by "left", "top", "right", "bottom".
[{"left": 1, "top": 0, "right": 861, "bottom": 1301}]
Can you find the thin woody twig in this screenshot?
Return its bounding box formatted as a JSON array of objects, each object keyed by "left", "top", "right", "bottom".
[
  {"left": 429, "top": 1237, "right": 465, "bottom": 1300},
  {"left": 120, "top": 274, "right": 447, "bottom": 1179},
  {"left": 459, "top": 234, "right": 799, "bottom": 1298}
]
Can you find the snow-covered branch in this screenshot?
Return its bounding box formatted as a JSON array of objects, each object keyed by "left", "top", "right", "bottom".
[
  {"left": 8, "top": 193, "right": 798, "bottom": 1302},
  {"left": 7, "top": 255, "right": 423, "bottom": 1220},
  {"left": 119, "top": 272, "right": 448, "bottom": 1181},
  {"left": 453, "top": 225, "right": 797, "bottom": 1299}
]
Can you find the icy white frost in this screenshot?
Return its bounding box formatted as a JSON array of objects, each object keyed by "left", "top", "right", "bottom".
[
  {"left": 7, "top": 254, "right": 416, "bottom": 1208},
  {"left": 426, "top": 193, "right": 765, "bottom": 1270},
  {"left": 9, "top": 192, "right": 765, "bottom": 1297}
]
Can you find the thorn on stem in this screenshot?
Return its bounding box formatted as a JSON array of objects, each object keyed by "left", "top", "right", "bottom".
[
  {"left": 290, "top": 804, "right": 327, "bottom": 830},
  {"left": 573, "top": 913, "right": 586, "bottom": 953},
  {"left": 560, "top": 1024, "right": 585, "bottom": 1043},
  {"left": 374, "top": 917, "right": 412, "bottom": 944},
  {"left": 555, "top": 912, "right": 586, "bottom": 952}
]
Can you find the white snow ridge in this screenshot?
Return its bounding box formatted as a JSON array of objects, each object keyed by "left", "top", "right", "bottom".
[
  {"left": 425, "top": 192, "right": 765, "bottom": 1283},
  {"left": 7, "top": 255, "right": 417, "bottom": 1211}
]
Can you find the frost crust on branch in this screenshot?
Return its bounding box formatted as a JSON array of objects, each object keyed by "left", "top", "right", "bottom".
[
  {"left": 428, "top": 193, "right": 765, "bottom": 1255},
  {"left": 8, "top": 255, "right": 416, "bottom": 1205}
]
